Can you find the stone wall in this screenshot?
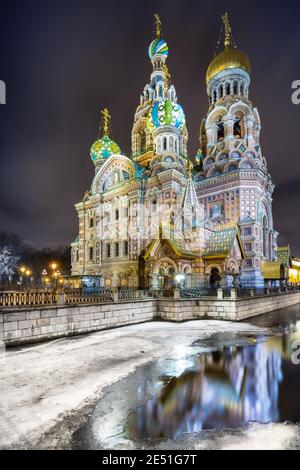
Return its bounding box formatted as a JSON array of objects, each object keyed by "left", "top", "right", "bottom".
[
  {"left": 1, "top": 292, "right": 300, "bottom": 347},
  {"left": 1, "top": 300, "right": 157, "bottom": 347},
  {"left": 158, "top": 292, "right": 300, "bottom": 322}
]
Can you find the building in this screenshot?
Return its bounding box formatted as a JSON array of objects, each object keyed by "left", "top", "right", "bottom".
[{"left": 70, "top": 13, "right": 289, "bottom": 290}]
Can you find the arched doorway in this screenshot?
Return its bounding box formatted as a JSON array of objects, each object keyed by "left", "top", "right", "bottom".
[
  {"left": 155, "top": 261, "right": 177, "bottom": 289},
  {"left": 210, "top": 267, "right": 221, "bottom": 288}
]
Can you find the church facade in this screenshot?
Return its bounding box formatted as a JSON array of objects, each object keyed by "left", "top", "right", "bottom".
[{"left": 70, "top": 14, "right": 284, "bottom": 290}]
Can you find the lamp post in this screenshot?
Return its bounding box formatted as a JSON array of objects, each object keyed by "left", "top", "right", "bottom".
[
  {"left": 50, "top": 263, "right": 59, "bottom": 290},
  {"left": 19, "top": 266, "right": 26, "bottom": 288},
  {"left": 25, "top": 270, "right": 32, "bottom": 290}
]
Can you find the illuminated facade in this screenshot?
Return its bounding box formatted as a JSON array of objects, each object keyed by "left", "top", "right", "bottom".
[{"left": 71, "top": 14, "right": 287, "bottom": 289}]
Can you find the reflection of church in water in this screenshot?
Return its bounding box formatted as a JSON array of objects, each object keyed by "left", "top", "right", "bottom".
[
  {"left": 128, "top": 340, "right": 284, "bottom": 439},
  {"left": 71, "top": 13, "right": 288, "bottom": 289}
]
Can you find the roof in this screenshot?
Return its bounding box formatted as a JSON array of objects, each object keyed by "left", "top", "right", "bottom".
[
  {"left": 261, "top": 261, "right": 285, "bottom": 280},
  {"left": 277, "top": 245, "right": 292, "bottom": 267},
  {"left": 239, "top": 214, "right": 255, "bottom": 225},
  {"left": 181, "top": 174, "right": 199, "bottom": 208},
  {"left": 203, "top": 226, "right": 246, "bottom": 259},
  {"left": 143, "top": 228, "right": 196, "bottom": 261}
]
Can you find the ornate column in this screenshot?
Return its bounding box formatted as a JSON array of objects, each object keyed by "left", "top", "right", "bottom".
[
  {"left": 152, "top": 273, "right": 159, "bottom": 289},
  {"left": 206, "top": 124, "right": 217, "bottom": 146},
  {"left": 245, "top": 116, "right": 255, "bottom": 149},
  {"left": 224, "top": 115, "right": 235, "bottom": 150}
]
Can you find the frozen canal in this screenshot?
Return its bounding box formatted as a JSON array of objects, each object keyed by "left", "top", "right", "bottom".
[{"left": 1, "top": 305, "right": 300, "bottom": 450}]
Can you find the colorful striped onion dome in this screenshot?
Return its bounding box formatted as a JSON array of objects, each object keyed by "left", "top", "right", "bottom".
[{"left": 148, "top": 38, "right": 169, "bottom": 60}]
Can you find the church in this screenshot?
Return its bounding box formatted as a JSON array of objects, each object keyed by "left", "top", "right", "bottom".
[{"left": 70, "top": 13, "right": 289, "bottom": 290}]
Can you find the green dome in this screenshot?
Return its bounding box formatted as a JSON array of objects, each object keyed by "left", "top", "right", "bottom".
[{"left": 90, "top": 135, "right": 121, "bottom": 163}]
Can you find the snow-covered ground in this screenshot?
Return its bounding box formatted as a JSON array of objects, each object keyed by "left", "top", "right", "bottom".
[{"left": 0, "top": 319, "right": 296, "bottom": 450}]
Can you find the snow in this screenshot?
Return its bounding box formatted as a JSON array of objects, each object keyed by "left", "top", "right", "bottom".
[{"left": 0, "top": 320, "right": 272, "bottom": 449}]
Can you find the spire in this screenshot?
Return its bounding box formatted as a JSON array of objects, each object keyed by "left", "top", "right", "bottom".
[
  {"left": 154, "top": 13, "right": 162, "bottom": 38},
  {"left": 162, "top": 63, "right": 171, "bottom": 92},
  {"left": 222, "top": 13, "right": 231, "bottom": 49},
  {"left": 181, "top": 162, "right": 200, "bottom": 208},
  {"left": 222, "top": 12, "right": 237, "bottom": 50},
  {"left": 148, "top": 14, "right": 169, "bottom": 63},
  {"left": 101, "top": 107, "right": 111, "bottom": 136}
]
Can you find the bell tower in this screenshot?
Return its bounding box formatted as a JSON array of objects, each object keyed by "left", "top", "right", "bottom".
[{"left": 195, "top": 13, "right": 279, "bottom": 288}]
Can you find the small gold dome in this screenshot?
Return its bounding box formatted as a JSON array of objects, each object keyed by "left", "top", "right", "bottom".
[{"left": 206, "top": 48, "right": 251, "bottom": 86}]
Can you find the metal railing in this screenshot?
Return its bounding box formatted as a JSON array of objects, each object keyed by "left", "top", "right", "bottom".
[
  {"left": 1, "top": 285, "right": 300, "bottom": 309},
  {"left": 64, "top": 289, "right": 113, "bottom": 304},
  {"left": 180, "top": 287, "right": 217, "bottom": 298},
  {"left": 0, "top": 291, "right": 57, "bottom": 307}
]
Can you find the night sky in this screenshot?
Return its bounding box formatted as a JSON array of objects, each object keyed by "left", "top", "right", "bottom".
[{"left": 0, "top": 0, "right": 300, "bottom": 252}]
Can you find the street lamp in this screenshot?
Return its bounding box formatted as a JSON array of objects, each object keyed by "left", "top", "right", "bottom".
[
  {"left": 25, "top": 270, "right": 32, "bottom": 290},
  {"left": 19, "top": 266, "right": 26, "bottom": 288}
]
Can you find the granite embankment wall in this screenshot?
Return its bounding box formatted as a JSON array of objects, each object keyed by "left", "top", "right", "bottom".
[
  {"left": 1, "top": 300, "right": 157, "bottom": 347},
  {"left": 1, "top": 292, "right": 300, "bottom": 347},
  {"left": 158, "top": 292, "right": 300, "bottom": 321}
]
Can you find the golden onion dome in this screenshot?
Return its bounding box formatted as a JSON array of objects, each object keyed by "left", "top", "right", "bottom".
[{"left": 206, "top": 48, "right": 251, "bottom": 86}]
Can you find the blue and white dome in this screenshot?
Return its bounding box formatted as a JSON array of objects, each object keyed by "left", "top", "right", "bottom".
[{"left": 146, "top": 98, "right": 185, "bottom": 131}]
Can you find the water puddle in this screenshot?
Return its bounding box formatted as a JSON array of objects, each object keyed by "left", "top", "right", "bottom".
[
  {"left": 72, "top": 308, "right": 300, "bottom": 449},
  {"left": 127, "top": 334, "right": 300, "bottom": 440}
]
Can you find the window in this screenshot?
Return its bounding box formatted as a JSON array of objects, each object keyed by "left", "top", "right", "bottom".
[
  {"left": 76, "top": 250, "right": 79, "bottom": 262},
  {"left": 163, "top": 137, "right": 167, "bottom": 151},
  {"left": 245, "top": 243, "right": 252, "bottom": 251},
  {"left": 123, "top": 241, "right": 129, "bottom": 256},
  {"left": 244, "top": 227, "right": 252, "bottom": 236},
  {"left": 245, "top": 259, "right": 253, "bottom": 267},
  {"left": 115, "top": 242, "right": 119, "bottom": 257},
  {"left": 89, "top": 247, "right": 94, "bottom": 261},
  {"left": 115, "top": 209, "right": 119, "bottom": 221},
  {"left": 217, "top": 119, "right": 224, "bottom": 141},
  {"left": 107, "top": 244, "right": 111, "bottom": 258},
  {"left": 90, "top": 218, "right": 94, "bottom": 228}
]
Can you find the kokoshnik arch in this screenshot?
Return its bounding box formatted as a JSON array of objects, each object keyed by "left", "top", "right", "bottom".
[{"left": 70, "top": 13, "right": 290, "bottom": 290}]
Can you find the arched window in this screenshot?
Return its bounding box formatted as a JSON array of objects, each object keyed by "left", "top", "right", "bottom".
[
  {"left": 217, "top": 118, "right": 224, "bottom": 141},
  {"left": 163, "top": 137, "right": 167, "bottom": 151},
  {"left": 240, "top": 83, "right": 244, "bottom": 96},
  {"left": 158, "top": 85, "right": 163, "bottom": 98},
  {"left": 169, "top": 136, "right": 174, "bottom": 151},
  {"left": 226, "top": 82, "right": 230, "bottom": 95},
  {"left": 213, "top": 90, "right": 217, "bottom": 102},
  {"left": 234, "top": 113, "right": 244, "bottom": 138},
  {"left": 233, "top": 81, "right": 238, "bottom": 95},
  {"left": 115, "top": 242, "right": 119, "bottom": 257},
  {"left": 175, "top": 139, "right": 178, "bottom": 153}
]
